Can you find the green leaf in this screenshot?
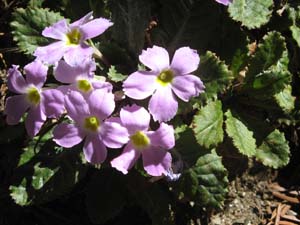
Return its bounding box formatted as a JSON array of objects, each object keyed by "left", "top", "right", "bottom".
[
  {"left": 9, "top": 178, "right": 29, "bottom": 206},
  {"left": 176, "top": 150, "right": 228, "bottom": 208},
  {"left": 246, "top": 32, "right": 286, "bottom": 80},
  {"left": 274, "top": 85, "right": 295, "bottom": 113},
  {"left": 10, "top": 7, "right": 64, "bottom": 54},
  {"left": 225, "top": 110, "right": 257, "bottom": 157},
  {"left": 107, "top": 65, "right": 128, "bottom": 82},
  {"left": 32, "top": 163, "right": 56, "bottom": 190},
  {"left": 192, "top": 100, "right": 224, "bottom": 149},
  {"left": 256, "top": 129, "right": 290, "bottom": 168},
  {"left": 85, "top": 171, "right": 127, "bottom": 224},
  {"left": 228, "top": 0, "right": 273, "bottom": 29},
  {"left": 194, "top": 150, "right": 228, "bottom": 208},
  {"left": 243, "top": 32, "right": 291, "bottom": 98},
  {"left": 197, "top": 51, "right": 234, "bottom": 100},
  {"left": 288, "top": 6, "right": 300, "bottom": 47}
]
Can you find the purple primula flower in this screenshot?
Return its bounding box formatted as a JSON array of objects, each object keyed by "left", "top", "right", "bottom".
[
  {"left": 123, "top": 46, "right": 205, "bottom": 122},
  {"left": 111, "top": 104, "right": 175, "bottom": 176},
  {"left": 54, "top": 58, "right": 112, "bottom": 95},
  {"left": 215, "top": 0, "right": 232, "bottom": 5},
  {"left": 34, "top": 12, "right": 113, "bottom": 66},
  {"left": 53, "top": 90, "right": 129, "bottom": 164},
  {"left": 4, "top": 61, "right": 65, "bottom": 137}
]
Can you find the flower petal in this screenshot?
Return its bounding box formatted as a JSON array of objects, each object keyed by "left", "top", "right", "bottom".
[
  {"left": 170, "top": 47, "right": 200, "bottom": 75},
  {"left": 123, "top": 71, "right": 157, "bottom": 100},
  {"left": 41, "top": 89, "right": 65, "bottom": 118},
  {"left": 171, "top": 74, "right": 205, "bottom": 102},
  {"left": 142, "top": 148, "right": 172, "bottom": 176},
  {"left": 88, "top": 89, "right": 115, "bottom": 120},
  {"left": 70, "top": 12, "right": 93, "bottom": 27},
  {"left": 111, "top": 143, "right": 141, "bottom": 174},
  {"left": 139, "top": 46, "right": 170, "bottom": 72},
  {"left": 54, "top": 58, "right": 95, "bottom": 84},
  {"left": 65, "top": 90, "right": 90, "bottom": 123},
  {"left": 100, "top": 120, "right": 129, "bottom": 148},
  {"left": 80, "top": 18, "right": 113, "bottom": 40},
  {"left": 42, "top": 19, "right": 69, "bottom": 40},
  {"left": 63, "top": 44, "right": 93, "bottom": 66},
  {"left": 147, "top": 123, "right": 175, "bottom": 149},
  {"left": 24, "top": 60, "right": 47, "bottom": 88},
  {"left": 7, "top": 65, "right": 27, "bottom": 94},
  {"left": 91, "top": 80, "right": 113, "bottom": 92},
  {"left": 83, "top": 135, "right": 107, "bottom": 164},
  {"left": 4, "top": 95, "right": 29, "bottom": 125},
  {"left": 120, "top": 104, "right": 150, "bottom": 134},
  {"left": 53, "top": 123, "right": 84, "bottom": 148},
  {"left": 149, "top": 86, "right": 178, "bottom": 122},
  {"left": 215, "top": 0, "right": 231, "bottom": 5},
  {"left": 34, "top": 41, "right": 67, "bottom": 65},
  {"left": 25, "top": 105, "right": 46, "bottom": 137}
]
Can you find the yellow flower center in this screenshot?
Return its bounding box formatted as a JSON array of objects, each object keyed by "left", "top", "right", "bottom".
[
  {"left": 130, "top": 131, "right": 150, "bottom": 150},
  {"left": 66, "top": 29, "right": 81, "bottom": 45},
  {"left": 77, "top": 79, "right": 92, "bottom": 93},
  {"left": 27, "top": 87, "right": 40, "bottom": 105},
  {"left": 156, "top": 69, "right": 174, "bottom": 86},
  {"left": 84, "top": 116, "right": 100, "bottom": 132}
]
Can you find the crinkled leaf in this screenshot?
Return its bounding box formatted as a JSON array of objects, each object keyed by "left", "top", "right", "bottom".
[
  {"left": 228, "top": 0, "right": 273, "bottom": 29},
  {"left": 32, "top": 163, "right": 56, "bottom": 190},
  {"left": 9, "top": 178, "right": 29, "bottom": 206},
  {"left": 256, "top": 129, "right": 290, "bottom": 168},
  {"left": 194, "top": 150, "right": 228, "bottom": 208},
  {"left": 176, "top": 150, "right": 228, "bottom": 209},
  {"left": 10, "top": 7, "right": 64, "bottom": 54},
  {"left": 107, "top": 65, "right": 128, "bottom": 82},
  {"left": 288, "top": 6, "right": 300, "bottom": 47},
  {"left": 192, "top": 100, "right": 224, "bottom": 149},
  {"left": 225, "top": 110, "right": 257, "bottom": 157},
  {"left": 246, "top": 32, "right": 286, "bottom": 80},
  {"left": 274, "top": 85, "right": 295, "bottom": 113},
  {"left": 197, "top": 51, "right": 234, "bottom": 100},
  {"left": 244, "top": 32, "right": 291, "bottom": 98}
]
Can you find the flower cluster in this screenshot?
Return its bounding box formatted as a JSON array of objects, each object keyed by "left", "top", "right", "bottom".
[{"left": 4, "top": 12, "right": 206, "bottom": 177}]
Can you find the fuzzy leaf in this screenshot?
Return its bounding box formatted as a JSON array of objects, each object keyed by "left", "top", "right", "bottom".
[
  {"left": 228, "top": 0, "right": 273, "bottom": 29},
  {"left": 32, "top": 163, "right": 56, "bottom": 190},
  {"left": 9, "top": 179, "right": 29, "bottom": 206},
  {"left": 194, "top": 150, "right": 228, "bottom": 208},
  {"left": 107, "top": 65, "right": 128, "bottom": 82},
  {"left": 197, "top": 51, "right": 234, "bottom": 100},
  {"left": 10, "top": 7, "right": 64, "bottom": 54},
  {"left": 192, "top": 100, "right": 224, "bottom": 149},
  {"left": 288, "top": 6, "right": 300, "bottom": 47},
  {"left": 225, "top": 110, "right": 257, "bottom": 157},
  {"left": 274, "top": 85, "right": 295, "bottom": 113},
  {"left": 176, "top": 150, "right": 228, "bottom": 208},
  {"left": 256, "top": 129, "right": 290, "bottom": 168}
]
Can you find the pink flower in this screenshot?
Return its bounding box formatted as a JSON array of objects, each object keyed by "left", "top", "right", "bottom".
[
  {"left": 123, "top": 46, "right": 205, "bottom": 122},
  {"left": 53, "top": 90, "right": 128, "bottom": 164},
  {"left": 34, "top": 12, "right": 113, "bottom": 66},
  {"left": 111, "top": 105, "right": 175, "bottom": 176},
  {"left": 4, "top": 61, "right": 64, "bottom": 137},
  {"left": 215, "top": 0, "right": 232, "bottom": 5}
]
